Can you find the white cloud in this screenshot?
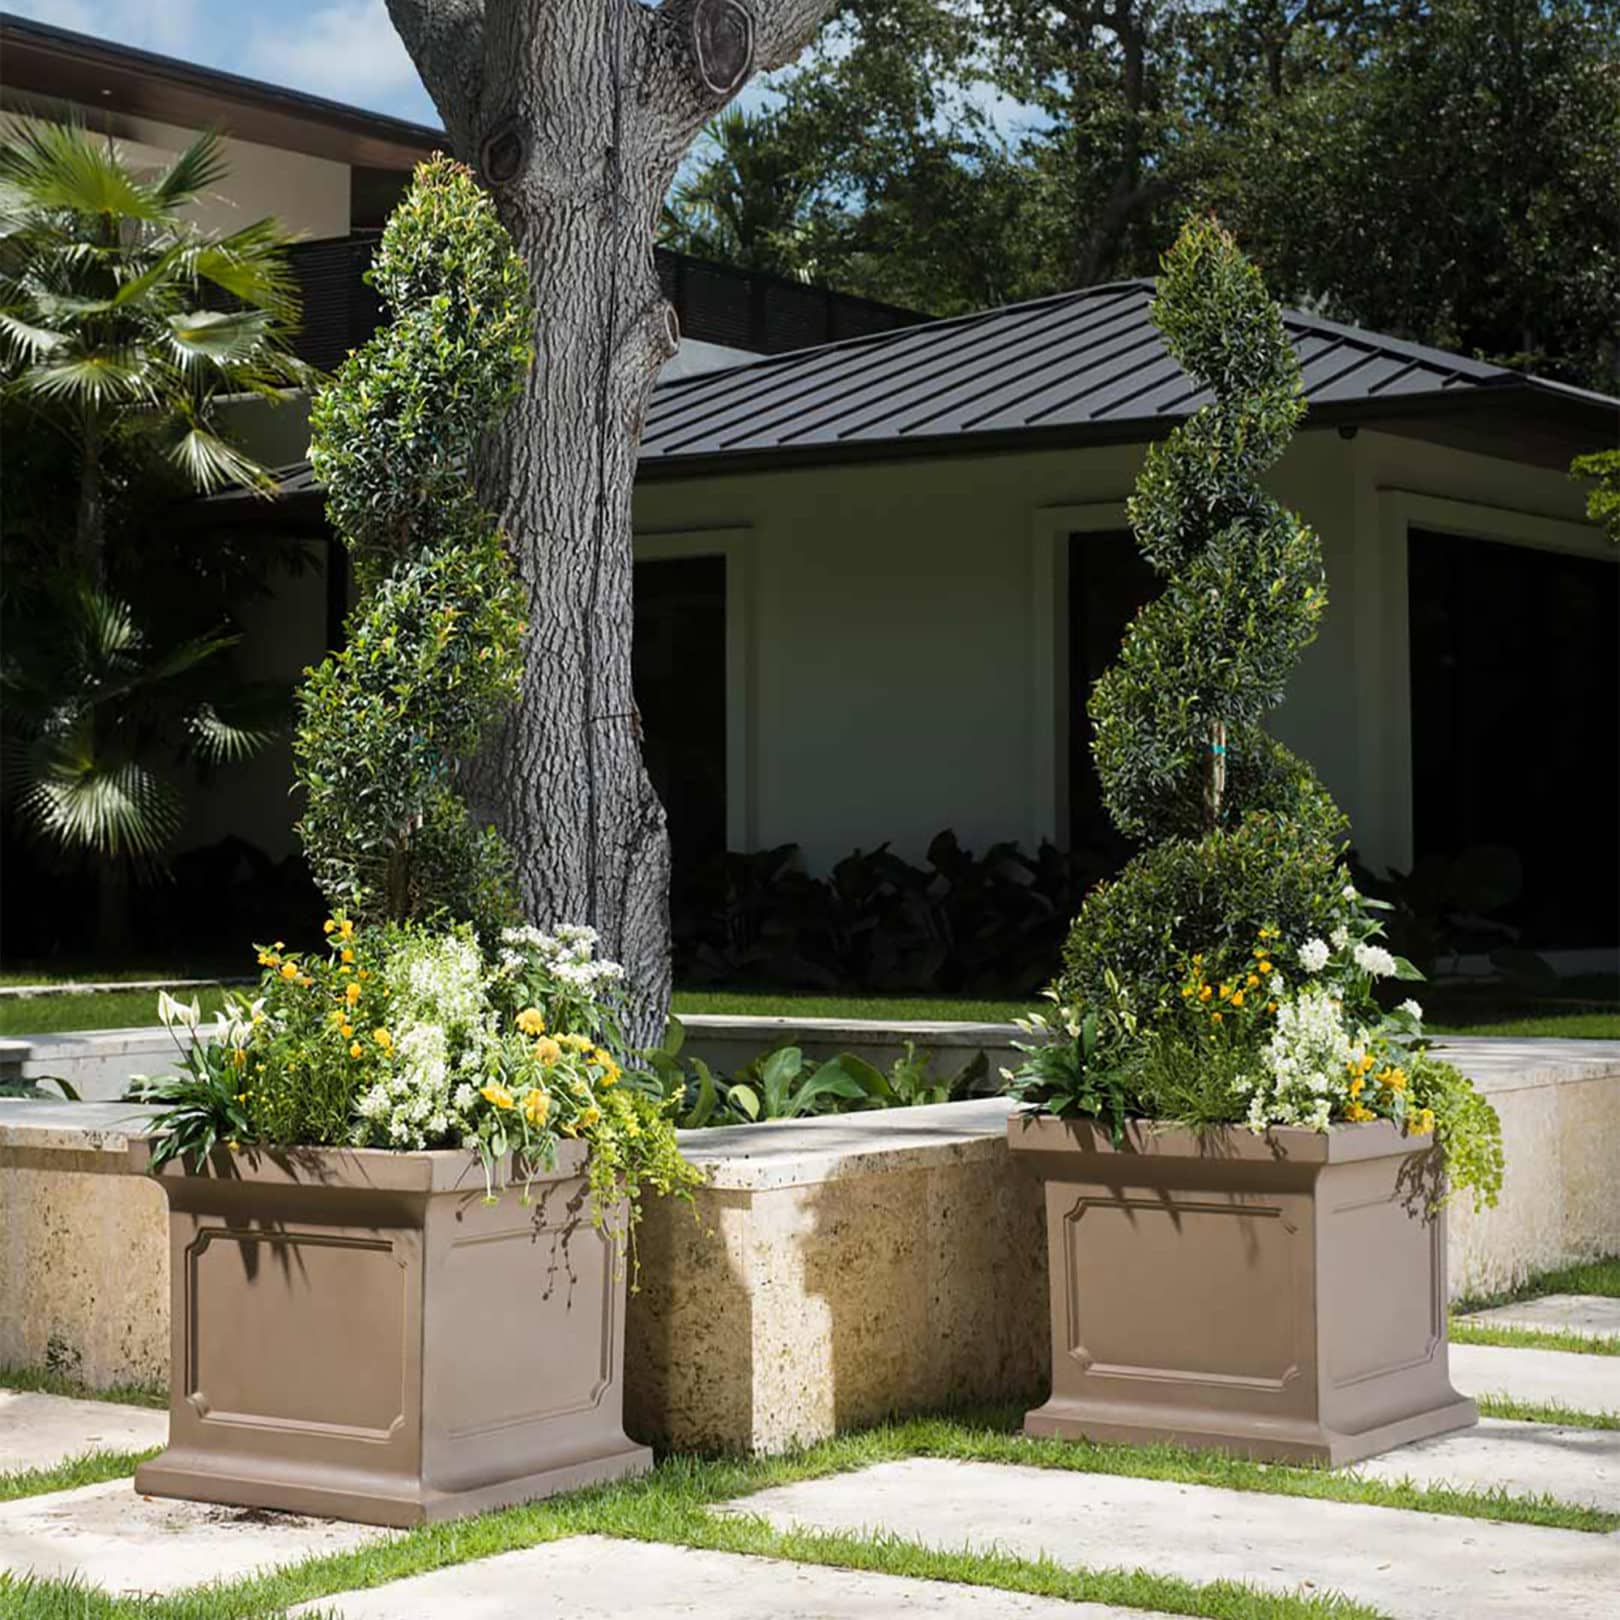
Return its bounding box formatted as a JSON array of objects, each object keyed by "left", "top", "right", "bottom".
[
  {"left": 9, "top": 0, "right": 202, "bottom": 54},
  {"left": 244, "top": 1, "right": 432, "bottom": 120}
]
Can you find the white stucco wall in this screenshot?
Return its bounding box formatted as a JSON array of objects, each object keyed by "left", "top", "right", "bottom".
[{"left": 631, "top": 428, "right": 1608, "bottom": 879}]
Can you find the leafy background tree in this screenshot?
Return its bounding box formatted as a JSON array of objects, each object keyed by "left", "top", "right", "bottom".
[
  {"left": 675, "top": 0, "right": 1620, "bottom": 389},
  {"left": 0, "top": 122, "right": 310, "bottom": 953}
]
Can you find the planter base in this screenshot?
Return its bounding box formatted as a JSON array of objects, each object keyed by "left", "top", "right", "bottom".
[
  {"left": 133, "top": 1439, "right": 651, "bottom": 1529},
  {"left": 1025, "top": 1393, "right": 1477, "bottom": 1467}
]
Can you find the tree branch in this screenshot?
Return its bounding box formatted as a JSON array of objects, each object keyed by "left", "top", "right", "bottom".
[{"left": 384, "top": 0, "right": 487, "bottom": 151}]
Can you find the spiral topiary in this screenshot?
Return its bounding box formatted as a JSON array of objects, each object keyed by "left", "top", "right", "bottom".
[
  {"left": 1059, "top": 218, "right": 1351, "bottom": 1020},
  {"left": 294, "top": 158, "right": 533, "bottom": 938}
]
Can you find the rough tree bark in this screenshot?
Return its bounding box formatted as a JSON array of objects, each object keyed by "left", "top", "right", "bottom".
[{"left": 384, "top": 0, "right": 835, "bottom": 1045}]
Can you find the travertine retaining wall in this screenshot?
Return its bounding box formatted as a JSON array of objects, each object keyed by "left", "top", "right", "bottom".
[{"left": 3, "top": 1036, "right": 1617, "bottom": 1449}]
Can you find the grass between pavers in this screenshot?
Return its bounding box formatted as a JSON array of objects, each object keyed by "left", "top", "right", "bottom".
[
  {"left": 5, "top": 1406, "right": 1617, "bottom": 1620},
  {"left": 0, "top": 1366, "right": 168, "bottom": 1410},
  {"left": 1475, "top": 1394, "right": 1620, "bottom": 1430},
  {"left": 1453, "top": 1255, "right": 1620, "bottom": 1315},
  {"left": 0, "top": 1449, "right": 161, "bottom": 1504},
  {"left": 1449, "top": 1320, "right": 1620, "bottom": 1356}
]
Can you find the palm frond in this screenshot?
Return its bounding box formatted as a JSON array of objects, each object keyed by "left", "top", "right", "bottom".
[
  {"left": 138, "top": 625, "right": 240, "bottom": 685},
  {"left": 166, "top": 306, "right": 275, "bottom": 368},
  {"left": 14, "top": 348, "right": 149, "bottom": 406},
  {"left": 167, "top": 424, "right": 274, "bottom": 494},
  {"left": 185, "top": 701, "right": 277, "bottom": 763},
  {"left": 0, "top": 307, "right": 66, "bottom": 361},
  {"left": 0, "top": 120, "right": 166, "bottom": 225},
  {"left": 151, "top": 129, "right": 228, "bottom": 209},
  {"left": 190, "top": 220, "right": 302, "bottom": 319},
  {"left": 17, "top": 739, "right": 182, "bottom": 858}
]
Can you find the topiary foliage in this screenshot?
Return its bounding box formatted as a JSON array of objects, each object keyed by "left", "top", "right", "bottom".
[
  {"left": 294, "top": 158, "right": 533, "bottom": 937},
  {"left": 1061, "top": 218, "right": 1350, "bottom": 1019}
]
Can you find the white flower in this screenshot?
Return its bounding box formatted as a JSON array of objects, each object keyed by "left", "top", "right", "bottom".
[
  {"left": 1399, "top": 998, "right": 1423, "bottom": 1021},
  {"left": 1244, "top": 987, "right": 1357, "bottom": 1136},
  {"left": 1298, "top": 938, "right": 1331, "bottom": 974},
  {"left": 1342, "top": 884, "right": 1358, "bottom": 901},
  {"left": 1353, "top": 943, "right": 1397, "bottom": 979},
  {"left": 1330, "top": 925, "right": 1350, "bottom": 950},
  {"left": 158, "top": 990, "right": 201, "bottom": 1031}
]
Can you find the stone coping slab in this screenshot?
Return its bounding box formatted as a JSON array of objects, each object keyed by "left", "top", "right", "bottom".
[
  {"left": 1464, "top": 1295, "right": 1620, "bottom": 1341},
  {"left": 1451, "top": 1343, "right": 1620, "bottom": 1416},
  {"left": 0, "top": 1478, "right": 388, "bottom": 1596},
  {"left": 292, "top": 1535, "right": 1160, "bottom": 1619},
  {"left": 0, "top": 1391, "right": 167, "bottom": 1475},
  {"left": 1429, "top": 1037, "right": 1620, "bottom": 1094},
  {"left": 1351, "top": 1417, "right": 1620, "bottom": 1511},
  {"left": 728, "top": 1457, "right": 1620, "bottom": 1620}
]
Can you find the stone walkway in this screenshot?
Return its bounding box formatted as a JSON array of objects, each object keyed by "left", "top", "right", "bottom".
[{"left": 2, "top": 1291, "right": 1618, "bottom": 1617}]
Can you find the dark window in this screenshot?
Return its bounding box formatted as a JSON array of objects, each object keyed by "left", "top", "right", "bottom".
[
  {"left": 1068, "top": 530, "right": 1159, "bottom": 865},
  {"left": 634, "top": 556, "right": 728, "bottom": 879},
  {"left": 1408, "top": 529, "right": 1620, "bottom": 947}
]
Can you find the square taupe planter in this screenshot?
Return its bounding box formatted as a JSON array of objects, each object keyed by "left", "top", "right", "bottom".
[
  {"left": 130, "top": 1138, "right": 650, "bottom": 1526},
  {"left": 1009, "top": 1113, "right": 1476, "bottom": 1465}
]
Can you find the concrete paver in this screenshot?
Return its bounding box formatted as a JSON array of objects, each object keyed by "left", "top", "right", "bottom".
[
  {"left": 1352, "top": 1418, "right": 1620, "bottom": 1511},
  {"left": 0, "top": 1391, "right": 167, "bottom": 1475},
  {"left": 0, "top": 1479, "right": 387, "bottom": 1596},
  {"left": 727, "top": 1457, "right": 1620, "bottom": 1620},
  {"left": 1452, "top": 1341, "right": 1620, "bottom": 1416},
  {"left": 1463, "top": 1295, "right": 1620, "bottom": 1342},
  {"left": 293, "top": 1535, "right": 1161, "bottom": 1618}
]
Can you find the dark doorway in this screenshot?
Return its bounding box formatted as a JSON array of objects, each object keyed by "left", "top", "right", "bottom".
[
  {"left": 1408, "top": 529, "right": 1620, "bottom": 947},
  {"left": 1068, "top": 530, "right": 1159, "bottom": 868},
  {"left": 634, "top": 555, "right": 728, "bottom": 881}
]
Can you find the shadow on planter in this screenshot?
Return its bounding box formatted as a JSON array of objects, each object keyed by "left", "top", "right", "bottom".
[{"left": 131, "top": 1138, "right": 650, "bottom": 1527}]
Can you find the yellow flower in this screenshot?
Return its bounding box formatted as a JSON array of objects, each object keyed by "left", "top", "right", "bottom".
[
  {"left": 1349, "top": 1076, "right": 1365, "bottom": 1097},
  {"left": 1199, "top": 985, "right": 1213, "bottom": 1002},
  {"left": 1211, "top": 1011, "right": 1224, "bottom": 1024},
  {"left": 323, "top": 919, "right": 336, "bottom": 934},
  {"left": 1258, "top": 960, "right": 1273, "bottom": 975},
  {"left": 1346, "top": 1102, "right": 1374, "bottom": 1122},
  {"left": 565, "top": 1033, "right": 593, "bottom": 1052},
  {"left": 600, "top": 1067, "right": 619, "bottom": 1087},
  {"left": 1180, "top": 985, "right": 1194, "bottom": 998},
  {"left": 515, "top": 1007, "right": 546, "bottom": 1036},
  {"left": 358, "top": 968, "right": 370, "bottom": 979},
  {"left": 1413, "top": 1107, "right": 1436, "bottom": 1135},
  {"left": 579, "top": 1106, "right": 601, "bottom": 1128},
  {"left": 1218, "top": 983, "right": 1231, "bottom": 1000},
  {"left": 521, "top": 1089, "right": 550, "bottom": 1126},
  {"left": 1383, "top": 1067, "right": 1408, "bottom": 1093},
  {"left": 373, "top": 1027, "right": 392, "bottom": 1050},
  {"left": 1246, "top": 973, "right": 1260, "bottom": 988},
  {"left": 1231, "top": 990, "right": 1245, "bottom": 1007},
  {"left": 345, "top": 981, "right": 362, "bottom": 1005},
  {"left": 341, "top": 948, "right": 355, "bottom": 965},
  {"left": 481, "top": 1082, "right": 514, "bottom": 1110},
  {"left": 257, "top": 951, "right": 277, "bottom": 967},
  {"left": 339, "top": 919, "right": 354, "bottom": 939},
  {"left": 339, "top": 965, "right": 351, "bottom": 975},
  {"left": 534, "top": 1036, "right": 562, "bottom": 1066},
  {"left": 340, "top": 1023, "right": 354, "bottom": 1038},
  {"left": 348, "top": 1041, "right": 364, "bottom": 1059},
  {"left": 279, "top": 961, "right": 299, "bottom": 981}
]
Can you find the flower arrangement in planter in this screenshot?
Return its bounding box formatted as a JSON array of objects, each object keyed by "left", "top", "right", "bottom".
[
  {"left": 129, "top": 158, "right": 699, "bottom": 1527},
  {"left": 1006, "top": 216, "right": 1501, "bottom": 1466}
]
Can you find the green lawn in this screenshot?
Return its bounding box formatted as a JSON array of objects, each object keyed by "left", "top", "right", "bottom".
[
  {"left": 8, "top": 1403, "right": 1619, "bottom": 1620},
  {"left": 2, "top": 977, "right": 1614, "bottom": 1042},
  {"left": 1454, "top": 1255, "right": 1620, "bottom": 1315}
]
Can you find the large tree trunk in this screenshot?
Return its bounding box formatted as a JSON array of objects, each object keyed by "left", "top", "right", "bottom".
[{"left": 387, "top": 0, "right": 835, "bottom": 1045}]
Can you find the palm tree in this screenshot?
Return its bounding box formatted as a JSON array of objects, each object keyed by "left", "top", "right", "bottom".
[
  {"left": 661, "top": 107, "right": 818, "bottom": 278},
  {"left": 0, "top": 119, "right": 311, "bottom": 581},
  {"left": 0, "top": 122, "right": 310, "bottom": 943}
]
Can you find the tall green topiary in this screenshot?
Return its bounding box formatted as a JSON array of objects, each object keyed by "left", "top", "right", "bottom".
[
  {"left": 295, "top": 158, "right": 533, "bottom": 938},
  {"left": 1059, "top": 218, "right": 1350, "bottom": 1020}
]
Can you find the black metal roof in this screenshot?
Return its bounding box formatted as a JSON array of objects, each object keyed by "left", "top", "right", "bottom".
[{"left": 639, "top": 280, "right": 1618, "bottom": 472}]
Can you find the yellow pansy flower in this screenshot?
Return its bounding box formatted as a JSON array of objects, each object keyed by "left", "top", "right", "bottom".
[
  {"left": 521, "top": 1089, "right": 550, "bottom": 1127},
  {"left": 348, "top": 1041, "right": 364, "bottom": 1059},
  {"left": 481, "top": 1082, "right": 515, "bottom": 1110},
  {"left": 515, "top": 1007, "right": 546, "bottom": 1036},
  {"left": 345, "top": 981, "right": 362, "bottom": 1005},
  {"left": 279, "top": 961, "right": 299, "bottom": 981},
  {"left": 323, "top": 919, "right": 336, "bottom": 934},
  {"left": 534, "top": 1036, "right": 562, "bottom": 1065},
  {"left": 341, "top": 947, "right": 355, "bottom": 965},
  {"left": 373, "top": 1028, "right": 392, "bottom": 1050}
]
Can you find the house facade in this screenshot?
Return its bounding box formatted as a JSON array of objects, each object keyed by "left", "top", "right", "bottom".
[{"left": 6, "top": 16, "right": 1616, "bottom": 957}]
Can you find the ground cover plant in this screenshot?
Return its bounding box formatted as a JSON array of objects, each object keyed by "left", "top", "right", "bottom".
[
  {"left": 130, "top": 158, "right": 698, "bottom": 1237},
  {"left": 1006, "top": 217, "right": 1503, "bottom": 1207}
]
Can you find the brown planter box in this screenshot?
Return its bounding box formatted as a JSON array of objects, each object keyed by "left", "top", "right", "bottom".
[
  {"left": 130, "top": 1138, "right": 650, "bottom": 1526},
  {"left": 1008, "top": 1113, "right": 1476, "bottom": 1465}
]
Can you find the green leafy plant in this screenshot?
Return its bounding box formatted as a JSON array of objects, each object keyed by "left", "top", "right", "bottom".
[
  {"left": 295, "top": 156, "right": 531, "bottom": 939},
  {"left": 1570, "top": 448, "right": 1619, "bottom": 546},
  {"left": 127, "top": 992, "right": 259, "bottom": 1171},
  {"left": 0, "top": 1074, "right": 79, "bottom": 1101},
  {"left": 724, "top": 1045, "right": 871, "bottom": 1123},
  {"left": 1004, "top": 988, "right": 1136, "bottom": 1142},
  {"left": 0, "top": 120, "right": 309, "bottom": 577}
]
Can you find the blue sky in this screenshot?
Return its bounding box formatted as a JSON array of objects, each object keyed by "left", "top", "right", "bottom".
[{"left": 14, "top": 0, "right": 445, "bottom": 127}]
